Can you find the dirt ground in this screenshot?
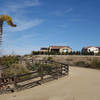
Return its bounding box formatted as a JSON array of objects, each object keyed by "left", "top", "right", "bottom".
[{"left": 0, "top": 66, "right": 100, "bottom": 100}]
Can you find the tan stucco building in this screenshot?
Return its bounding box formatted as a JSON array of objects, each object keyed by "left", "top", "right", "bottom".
[
  {"left": 40, "top": 48, "right": 49, "bottom": 53},
  {"left": 49, "top": 46, "right": 72, "bottom": 53}
]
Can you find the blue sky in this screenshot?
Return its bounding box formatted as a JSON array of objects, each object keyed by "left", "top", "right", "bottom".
[{"left": 0, "top": 0, "right": 100, "bottom": 55}]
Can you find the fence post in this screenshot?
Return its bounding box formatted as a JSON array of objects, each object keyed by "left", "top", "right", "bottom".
[
  {"left": 13, "top": 75, "right": 17, "bottom": 89},
  {"left": 60, "top": 64, "right": 63, "bottom": 76},
  {"left": 67, "top": 65, "right": 69, "bottom": 75},
  {"left": 55, "top": 65, "right": 59, "bottom": 79},
  {"left": 40, "top": 66, "right": 44, "bottom": 82}
]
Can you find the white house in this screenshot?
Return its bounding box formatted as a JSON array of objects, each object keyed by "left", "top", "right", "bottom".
[{"left": 82, "top": 46, "right": 99, "bottom": 54}]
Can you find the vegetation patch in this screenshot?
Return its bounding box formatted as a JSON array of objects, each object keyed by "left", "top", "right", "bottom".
[
  {"left": 0, "top": 55, "right": 19, "bottom": 67},
  {"left": 74, "top": 59, "right": 100, "bottom": 69},
  {"left": 3, "top": 64, "right": 29, "bottom": 77},
  {"left": 74, "top": 61, "right": 90, "bottom": 67},
  {"left": 90, "top": 59, "right": 100, "bottom": 69}
]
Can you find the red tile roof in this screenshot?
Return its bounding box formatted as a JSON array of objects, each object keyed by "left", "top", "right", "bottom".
[
  {"left": 96, "top": 47, "right": 100, "bottom": 49},
  {"left": 50, "top": 46, "right": 70, "bottom": 49},
  {"left": 83, "top": 46, "right": 96, "bottom": 49},
  {"left": 83, "top": 46, "right": 100, "bottom": 49},
  {"left": 40, "top": 48, "right": 48, "bottom": 50}
]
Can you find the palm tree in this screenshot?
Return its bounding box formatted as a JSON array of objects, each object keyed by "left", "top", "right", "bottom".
[{"left": 0, "top": 15, "right": 16, "bottom": 44}]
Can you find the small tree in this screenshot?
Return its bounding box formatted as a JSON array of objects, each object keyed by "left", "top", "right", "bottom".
[{"left": 0, "top": 15, "right": 16, "bottom": 44}]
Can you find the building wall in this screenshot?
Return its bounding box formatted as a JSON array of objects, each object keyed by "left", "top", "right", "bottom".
[
  {"left": 40, "top": 49, "right": 48, "bottom": 52},
  {"left": 98, "top": 48, "right": 100, "bottom": 52},
  {"left": 59, "top": 47, "right": 72, "bottom": 53},
  {"left": 40, "top": 48, "right": 49, "bottom": 52},
  {"left": 40, "top": 46, "right": 72, "bottom": 53},
  {"left": 49, "top": 47, "right": 72, "bottom": 53},
  {"left": 87, "top": 47, "right": 99, "bottom": 54},
  {"left": 49, "top": 47, "right": 53, "bottom": 52}
]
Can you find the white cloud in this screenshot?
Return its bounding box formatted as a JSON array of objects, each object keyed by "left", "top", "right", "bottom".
[
  {"left": 65, "top": 8, "right": 73, "bottom": 13},
  {"left": 0, "top": 0, "right": 40, "bottom": 11},
  {"left": 6, "top": 0, "right": 40, "bottom": 12},
  {"left": 2, "top": 45, "right": 39, "bottom": 55},
  {"left": 4, "top": 18, "right": 43, "bottom": 32},
  {"left": 16, "top": 34, "right": 38, "bottom": 41},
  {"left": 0, "top": 0, "right": 43, "bottom": 55},
  {"left": 52, "top": 8, "right": 73, "bottom": 16},
  {"left": 58, "top": 24, "right": 67, "bottom": 28},
  {"left": 71, "top": 19, "right": 81, "bottom": 22},
  {"left": 0, "top": 0, "right": 43, "bottom": 32}
]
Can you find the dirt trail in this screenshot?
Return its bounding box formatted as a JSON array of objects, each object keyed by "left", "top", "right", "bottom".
[{"left": 0, "top": 66, "right": 100, "bottom": 100}]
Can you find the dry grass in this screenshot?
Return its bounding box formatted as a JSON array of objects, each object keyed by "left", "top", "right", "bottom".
[{"left": 29, "top": 55, "right": 100, "bottom": 69}]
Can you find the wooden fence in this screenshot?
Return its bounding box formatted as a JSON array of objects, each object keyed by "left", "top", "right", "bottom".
[{"left": 0, "top": 60, "right": 69, "bottom": 94}]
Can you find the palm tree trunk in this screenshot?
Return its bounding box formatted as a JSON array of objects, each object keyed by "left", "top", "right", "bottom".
[
  {"left": 0, "top": 21, "right": 3, "bottom": 35},
  {"left": 0, "top": 21, "right": 3, "bottom": 45}
]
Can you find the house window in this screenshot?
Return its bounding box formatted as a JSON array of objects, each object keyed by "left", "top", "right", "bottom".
[
  {"left": 88, "top": 49, "right": 91, "bottom": 52},
  {"left": 63, "top": 49, "right": 68, "bottom": 53}
]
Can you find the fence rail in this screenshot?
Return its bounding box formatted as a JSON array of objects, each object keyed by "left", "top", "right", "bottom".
[{"left": 0, "top": 60, "right": 69, "bottom": 94}]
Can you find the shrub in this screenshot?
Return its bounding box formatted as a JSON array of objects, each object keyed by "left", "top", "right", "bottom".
[
  {"left": 81, "top": 51, "right": 94, "bottom": 55},
  {"left": 32, "top": 51, "right": 40, "bottom": 55},
  {"left": 37, "top": 64, "right": 52, "bottom": 75},
  {"left": 0, "top": 55, "right": 19, "bottom": 67},
  {"left": 47, "top": 57, "right": 53, "bottom": 61},
  {"left": 28, "top": 63, "right": 38, "bottom": 71},
  {"left": 75, "top": 61, "right": 89, "bottom": 67},
  {"left": 29, "top": 62, "right": 61, "bottom": 75},
  {"left": 3, "top": 64, "right": 29, "bottom": 77},
  {"left": 90, "top": 59, "right": 100, "bottom": 69}
]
